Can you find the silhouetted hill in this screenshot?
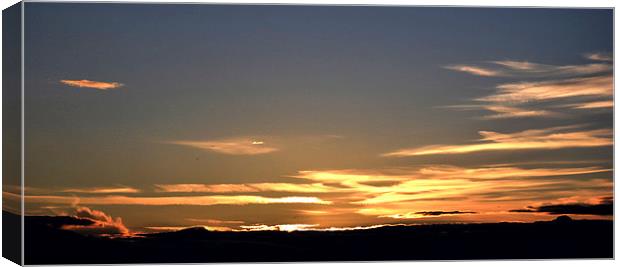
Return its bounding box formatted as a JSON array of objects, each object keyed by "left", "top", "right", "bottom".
[{"left": 20, "top": 212, "right": 612, "bottom": 264}]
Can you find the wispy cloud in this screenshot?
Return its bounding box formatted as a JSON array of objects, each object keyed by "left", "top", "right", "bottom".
[
  {"left": 445, "top": 58, "right": 611, "bottom": 78},
  {"left": 444, "top": 55, "right": 612, "bottom": 119},
  {"left": 444, "top": 65, "right": 502, "bottom": 76},
  {"left": 478, "top": 75, "right": 612, "bottom": 103},
  {"left": 564, "top": 100, "right": 613, "bottom": 110},
  {"left": 185, "top": 218, "right": 244, "bottom": 225},
  {"left": 490, "top": 61, "right": 611, "bottom": 77},
  {"left": 60, "top": 79, "right": 123, "bottom": 90},
  {"left": 61, "top": 186, "right": 140, "bottom": 194},
  {"left": 416, "top": 165, "right": 609, "bottom": 180},
  {"left": 167, "top": 138, "right": 278, "bottom": 155},
  {"left": 154, "top": 183, "right": 339, "bottom": 193},
  {"left": 584, "top": 52, "right": 613, "bottom": 62},
  {"left": 481, "top": 105, "right": 556, "bottom": 119},
  {"left": 23, "top": 194, "right": 332, "bottom": 206},
  {"left": 382, "top": 125, "right": 612, "bottom": 157}
]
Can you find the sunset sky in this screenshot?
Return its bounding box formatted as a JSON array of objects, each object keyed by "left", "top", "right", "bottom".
[{"left": 7, "top": 4, "right": 613, "bottom": 235}]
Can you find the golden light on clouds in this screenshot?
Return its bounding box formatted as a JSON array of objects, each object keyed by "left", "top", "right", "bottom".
[
  {"left": 60, "top": 79, "right": 124, "bottom": 90},
  {"left": 61, "top": 186, "right": 140, "bottom": 194},
  {"left": 155, "top": 182, "right": 339, "bottom": 193},
  {"left": 382, "top": 125, "right": 612, "bottom": 157},
  {"left": 479, "top": 75, "right": 612, "bottom": 103},
  {"left": 566, "top": 100, "right": 613, "bottom": 109},
  {"left": 20, "top": 194, "right": 332, "bottom": 206},
  {"left": 168, "top": 138, "right": 277, "bottom": 155},
  {"left": 482, "top": 105, "right": 555, "bottom": 119}
]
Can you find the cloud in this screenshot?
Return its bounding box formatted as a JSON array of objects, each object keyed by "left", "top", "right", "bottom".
[
  {"left": 481, "top": 105, "right": 556, "bottom": 119},
  {"left": 382, "top": 125, "right": 612, "bottom": 157},
  {"left": 61, "top": 186, "right": 140, "bottom": 194},
  {"left": 167, "top": 138, "right": 278, "bottom": 155},
  {"left": 584, "top": 52, "right": 613, "bottom": 62},
  {"left": 155, "top": 182, "right": 338, "bottom": 193},
  {"left": 490, "top": 61, "right": 611, "bottom": 77},
  {"left": 444, "top": 65, "right": 502, "bottom": 76},
  {"left": 382, "top": 211, "right": 477, "bottom": 219},
  {"left": 443, "top": 55, "right": 612, "bottom": 120},
  {"left": 60, "top": 80, "right": 123, "bottom": 90},
  {"left": 61, "top": 206, "right": 130, "bottom": 236},
  {"left": 510, "top": 197, "right": 612, "bottom": 216},
  {"left": 478, "top": 75, "right": 612, "bottom": 103},
  {"left": 185, "top": 218, "right": 244, "bottom": 225},
  {"left": 416, "top": 165, "right": 609, "bottom": 180},
  {"left": 288, "top": 166, "right": 610, "bottom": 209},
  {"left": 564, "top": 100, "right": 613, "bottom": 110},
  {"left": 24, "top": 194, "right": 332, "bottom": 206},
  {"left": 445, "top": 60, "right": 611, "bottom": 78},
  {"left": 238, "top": 224, "right": 393, "bottom": 232}
]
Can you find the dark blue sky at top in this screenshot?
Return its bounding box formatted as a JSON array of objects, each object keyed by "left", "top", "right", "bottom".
[{"left": 22, "top": 4, "right": 612, "bottom": 187}]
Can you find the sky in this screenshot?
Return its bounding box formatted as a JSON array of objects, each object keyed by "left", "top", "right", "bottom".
[{"left": 6, "top": 3, "right": 613, "bottom": 235}]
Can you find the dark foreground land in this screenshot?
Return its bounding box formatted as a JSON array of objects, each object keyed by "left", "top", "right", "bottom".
[{"left": 17, "top": 212, "right": 612, "bottom": 264}]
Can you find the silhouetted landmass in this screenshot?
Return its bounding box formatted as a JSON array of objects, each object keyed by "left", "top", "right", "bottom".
[{"left": 19, "top": 212, "right": 612, "bottom": 264}]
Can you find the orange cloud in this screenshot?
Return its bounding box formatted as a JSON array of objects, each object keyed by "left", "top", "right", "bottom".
[
  {"left": 565, "top": 100, "right": 613, "bottom": 110},
  {"left": 481, "top": 105, "right": 555, "bottom": 119},
  {"left": 60, "top": 79, "right": 123, "bottom": 90},
  {"left": 491, "top": 61, "right": 611, "bottom": 76},
  {"left": 185, "top": 218, "right": 244, "bottom": 225},
  {"left": 382, "top": 125, "right": 612, "bottom": 157},
  {"left": 61, "top": 186, "right": 140, "bottom": 194},
  {"left": 416, "top": 165, "right": 609, "bottom": 180},
  {"left": 478, "top": 75, "right": 612, "bottom": 103},
  {"left": 24, "top": 194, "right": 332, "bottom": 206},
  {"left": 62, "top": 206, "right": 129, "bottom": 236},
  {"left": 167, "top": 138, "right": 277, "bottom": 155},
  {"left": 155, "top": 182, "right": 338, "bottom": 193},
  {"left": 446, "top": 60, "right": 610, "bottom": 78}
]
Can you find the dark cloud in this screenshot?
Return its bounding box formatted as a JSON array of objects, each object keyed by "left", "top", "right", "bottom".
[
  {"left": 415, "top": 211, "right": 477, "bottom": 216},
  {"left": 510, "top": 198, "right": 612, "bottom": 216}
]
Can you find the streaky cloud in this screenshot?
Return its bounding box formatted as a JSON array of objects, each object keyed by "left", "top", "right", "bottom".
[
  {"left": 381, "top": 125, "right": 612, "bottom": 157},
  {"left": 167, "top": 138, "right": 278, "bottom": 155},
  {"left": 154, "top": 182, "right": 339, "bottom": 193},
  {"left": 60, "top": 79, "right": 123, "bottom": 90},
  {"left": 584, "top": 52, "right": 613, "bottom": 62},
  {"left": 564, "top": 100, "right": 613, "bottom": 110},
  {"left": 23, "top": 194, "right": 332, "bottom": 206},
  {"left": 491, "top": 61, "right": 611, "bottom": 77},
  {"left": 61, "top": 186, "right": 140, "bottom": 194},
  {"left": 481, "top": 105, "right": 556, "bottom": 119},
  {"left": 444, "top": 65, "right": 502, "bottom": 76},
  {"left": 478, "top": 75, "right": 612, "bottom": 103}
]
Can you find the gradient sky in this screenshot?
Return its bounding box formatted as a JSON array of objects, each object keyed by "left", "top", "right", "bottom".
[{"left": 11, "top": 3, "right": 613, "bottom": 235}]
